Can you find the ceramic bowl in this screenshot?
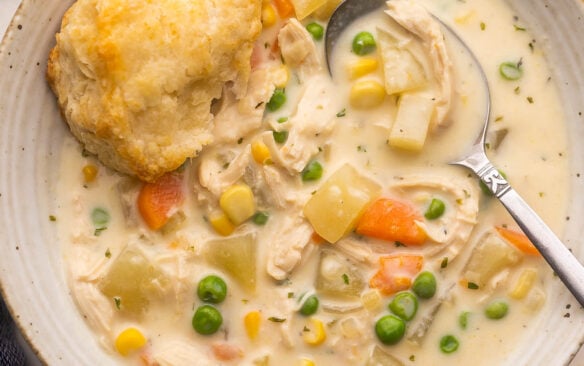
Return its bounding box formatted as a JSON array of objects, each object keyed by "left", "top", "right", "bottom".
[{"left": 1, "top": 0, "right": 583, "bottom": 364}]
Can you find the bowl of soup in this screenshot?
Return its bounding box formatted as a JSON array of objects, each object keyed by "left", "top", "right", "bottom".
[{"left": 1, "top": 0, "right": 584, "bottom": 364}]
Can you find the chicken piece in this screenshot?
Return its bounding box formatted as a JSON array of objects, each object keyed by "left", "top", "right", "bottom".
[
  {"left": 266, "top": 215, "right": 314, "bottom": 280},
  {"left": 390, "top": 173, "right": 479, "bottom": 260},
  {"left": 153, "top": 339, "right": 213, "bottom": 366},
  {"left": 278, "top": 18, "right": 322, "bottom": 80},
  {"left": 384, "top": 0, "right": 453, "bottom": 128},
  {"left": 264, "top": 75, "right": 336, "bottom": 173},
  {"left": 213, "top": 65, "right": 289, "bottom": 145},
  {"left": 71, "top": 281, "right": 114, "bottom": 337},
  {"left": 198, "top": 146, "right": 253, "bottom": 197}
]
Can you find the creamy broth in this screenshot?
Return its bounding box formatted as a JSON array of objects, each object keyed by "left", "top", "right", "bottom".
[{"left": 56, "top": 0, "right": 569, "bottom": 365}]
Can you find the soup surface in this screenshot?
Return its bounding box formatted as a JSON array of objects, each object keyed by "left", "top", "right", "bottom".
[{"left": 55, "top": 0, "right": 570, "bottom": 364}]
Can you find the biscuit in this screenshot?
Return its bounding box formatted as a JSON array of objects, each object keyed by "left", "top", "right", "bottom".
[{"left": 47, "top": 0, "right": 261, "bottom": 182}]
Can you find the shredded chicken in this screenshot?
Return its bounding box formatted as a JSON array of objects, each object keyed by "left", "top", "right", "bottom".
[
  {"left": 278, "top": 18, "right": 321, "bottom": 80},
  {"left": 384, "top": 0, "right": 453, "bottom": 128},
  {"left": 266, "top": 215, "right": 314, "bottom": 280}
]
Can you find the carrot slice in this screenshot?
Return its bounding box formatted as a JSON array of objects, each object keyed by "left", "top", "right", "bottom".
[
  {"left": 356, "top": 198, "right": 427, "bottom": 245},
  {"left": 369, "top": 254, "right": 424, "bottom": 295},
  {"left": 137, "top": 173, "right": 184, "bottom": 230},
  {"left": 496, "top": 226, "right": 540, "bottom": 256},
  {"left": 273, "top": 0, "right": 295, "bottom": 18}
]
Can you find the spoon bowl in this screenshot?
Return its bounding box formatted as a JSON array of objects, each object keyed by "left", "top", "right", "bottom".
[{"left": 324, "top": 0, "right": 584, "bottom": 306}]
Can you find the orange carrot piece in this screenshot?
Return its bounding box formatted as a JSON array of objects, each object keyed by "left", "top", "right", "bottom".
[
  {"left": 273, "top": 0, "right": 295, "bottom": 18},
  {"left": 356, "top": 198, "right": 427, "bottom": 246},
  {"left": 496, "top": 226, "right": 541, "bottom": 256},
  {"left": 137, "top": 173, "right": 184, "bottom": 230},
  {"left": 369, "top": 254, "right": 424, "bottom": 295},
  {"left": 311, "top": 231, "right": 327, "bottom": 244},
  {"left": 212, "top": 343, "right": 244, "bottom": 361}
]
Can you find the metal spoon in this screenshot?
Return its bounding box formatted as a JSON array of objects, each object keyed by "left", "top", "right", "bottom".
[{"left": 325, "top": 0, "right": 584, "bottom": 307}]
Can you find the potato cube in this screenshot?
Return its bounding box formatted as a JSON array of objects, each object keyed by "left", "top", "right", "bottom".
[
  {"left": 205, "top": 233, "right": 257, "bottom": 292},
  {"left": 388, "top": 94, "right": 434, "bottom": 151},
  {"left": 303, "top": 164, "right": 381, "bottom": 243}
]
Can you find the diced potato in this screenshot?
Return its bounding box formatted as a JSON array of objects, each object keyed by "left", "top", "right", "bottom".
[
  {"left": 509, "top": 268, "right": 538, "bottom": 299},
  {"left": 366, "top": 345, "right": 405, "bottom": 366},
  {"left": 377, "top": 26, "right": 427, "bottom": 95},
  {"left": 313, "top": 0, "right": 342, "bottom": 20},
  {"left": 462, "top": 231, "right": 522, "bottom": 289},
  {"left": 315, "top": 249, "right": 365, "bottom": 299},
  {"left": 388, "top": 94, "right": 434, "bottom": 151},
  {"left": 205, "top": 233, "right": 257, "bottom": 292},
  {"left": 524, "top": 286, "right": 546, "bottom": 311},
  {"left": 99, "top": 247, "right": 169, "bottom": 315},
  {"left": 340, "top": 317, "right": 362, "bottom": 338},
  {"left": 290, "top": 0, "right": 328, "bottom": 20},
  {"left": 303, "top": 164, "right": 381, "bottom": 243}
]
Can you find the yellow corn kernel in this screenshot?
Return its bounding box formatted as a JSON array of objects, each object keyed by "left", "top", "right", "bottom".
[
  {"left": 302, "top": 318, "right": 326, "bottom": 346},
  {"left": 347, "top": 57, "right": 379, "bottom": 80},
  {"left": 209, "top": 211, "right": 235, "bottom": 236},
  {"left": 115, "top": 327, "right": 147, "bottom": 356},
  {"left": 262, "top": 3, "right": 278, "bottom": 28},
  {"left": 219, "top": 184, "right": 256, "bottom": 225},
  {"left": 298, "top": 358, "right": 316, "bottom": 366},
  {"left": 82, "top": 164, "right": 98, "bottom": 183},
  {"left": 275, "top": 65, "right": 290, "bottom": 88},
  {"left": 361, "top": 289, "right": 382, "bottom": 312},
  {"left": 251, "top": 141, "right": 272, "bottom": 165},
  {"left": 349, "top": 80, "right": 386, "bottom": 109},
  {"left": 244, "top": 310, "right": 262, "bottom": 340},
  {"left": 509, "top": 268, "right": 538, "bottom": 299}
]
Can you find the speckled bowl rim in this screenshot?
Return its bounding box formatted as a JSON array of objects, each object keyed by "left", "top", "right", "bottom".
[{"left": 0, "top": 0, "right": 583, "bottom": 364}]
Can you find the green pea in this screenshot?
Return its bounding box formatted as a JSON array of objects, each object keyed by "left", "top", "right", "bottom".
[
  {"left": 299, "top": 294, "right": 319, "bottom": 316},
  {"left": 352, "top": 31, "right": 376, "bottom": 56},
  {"left": 91, "top": 207, "right": 110, "bottom": 228},
  {"left": 412, "top": 271, "right": 437, "bottom": 299},
  {"left": 424, "top": 198, "right": 445, "bottom": 220},
  {"left": 197, "top": 275, "right": 227, "bottom": 304},
  {"left": 192, "top": 305, "right": 223, "bottom": 335},
  {"left": 273, "top": 130, "right": 289, "bottom": 144},
  {"left": 301, "top": 161, "right": 323, "bottom": 182},
  {"left": 252, "top": 211, "right": 269, "bottom": 225},
  {"left": 439, "top": 334, "right": 459, "bottom": 353},
  {"left": 306, "top": 22, "right": 324, "bottom": 41},
  {"left": 485, "top": 300, "right": 508, "bottom": 319},
  {"left": 375, "top": 314, "right": 406, "bottom": 345},
  {"left": 267, "top": 88, "right": 286, "bottom": 111},
  {"left": 499, "top": 61, "right": 523, "bottom": 80},
  {"left": 388, "top": 292, "right": 418, "bottom": 321}
]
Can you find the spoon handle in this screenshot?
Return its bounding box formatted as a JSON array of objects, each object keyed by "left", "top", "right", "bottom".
[{"left": 478, "top": 162, "right": 584, "bottom": 307}]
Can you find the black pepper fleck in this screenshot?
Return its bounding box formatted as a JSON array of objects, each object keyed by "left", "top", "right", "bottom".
[{"left": 17, "top": 24, "right": 22, "bottom": 30}]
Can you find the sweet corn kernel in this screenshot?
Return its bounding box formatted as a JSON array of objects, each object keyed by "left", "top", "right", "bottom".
[
  {"left": 275, "top": 65, "right": 290, "bottom": 88},
  {"left": 302, "top": 318, "right": 326, "bottom": 346},
  {"left": 262, "top": 3, "right": 278, "bottom": 28},
  {"left": 251, "top": 141, "right": 272, "bottom": 165},
  {"left": 347, "top": 57, "right": 379, "bottom": 80},
  {"left": 509, "top": 268, "right": 538, "bottom": 299},
  {"left": 209, "top": 211, "right": 236, "bottom": 236},
  {"left": 361, "top": 289, "right": 382, "bottom": 312},
  {"left": 219, "top": 184, "right": 256, "bottom": 225},
  {"left": 349, "top": 80, "right": 386, "bottom": 109},
  {"left": 244, "top": 310, "right": 262, "bottom": 340},
  {"left": 298, "top": 358, "right": 316, "bottom": 366},
  {"left": 115, "top": 327, "right": 147, "bottom": 356},
  {"left": 82, "top": 164, "right": 98, "bottom": 183}
]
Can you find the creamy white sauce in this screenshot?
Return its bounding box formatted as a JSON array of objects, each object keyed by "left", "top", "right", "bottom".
[{"left": 56, "top": 0, "right": 569, "bottom": 365}]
